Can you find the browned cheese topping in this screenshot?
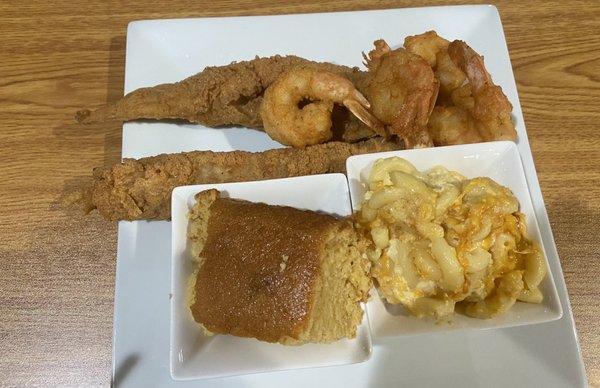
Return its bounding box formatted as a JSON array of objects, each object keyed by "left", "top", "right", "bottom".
[{"left": 190, "top": 197, "right": 339, "bottom": 343}]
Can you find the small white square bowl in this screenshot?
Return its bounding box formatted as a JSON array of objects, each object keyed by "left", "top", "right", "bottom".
[
  {"left": 346, "top": 141, "right": 562, "bottom": 338},
  {"left": 170, "top": 174, "right": 372, "bottom": 381}
]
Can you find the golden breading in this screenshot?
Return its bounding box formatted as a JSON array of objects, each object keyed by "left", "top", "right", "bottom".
[
  {"left": 76, "top": 55, "right": 365, "bottom": 128},
  {"left": 77, "top": 138, "right": 401, "bottom": 221}
]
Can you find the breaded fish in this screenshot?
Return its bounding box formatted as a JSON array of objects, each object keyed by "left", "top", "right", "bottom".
[
  {"left": 76, "top": 55, "right": 366, "bottom": 128},
  {"left": 77, "top": 138, "right": 400, "bottom": 221}
]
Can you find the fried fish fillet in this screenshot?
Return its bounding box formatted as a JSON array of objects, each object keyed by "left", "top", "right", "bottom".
[
  {"left": 78, "top": 138, "right": 400, "bottom": 221},
  {"left": 76, "top": 55, "right": 367, "bottom": 128}
]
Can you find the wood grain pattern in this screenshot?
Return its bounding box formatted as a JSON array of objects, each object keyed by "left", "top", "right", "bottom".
[{"left": 0, "top": 0, "right": 598, "bottom": 386}]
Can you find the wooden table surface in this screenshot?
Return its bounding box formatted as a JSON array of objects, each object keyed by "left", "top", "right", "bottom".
[{"left": 1, "top": 0, "right": 598, "bottom": 386}]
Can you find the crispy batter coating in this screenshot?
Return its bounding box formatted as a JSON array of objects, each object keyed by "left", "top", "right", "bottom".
[
  {"left": 80, "top": 138, "right": 400, "bottom": 221},
  {"left": 404, "top": 31, "right": 517, "bottom": 145},
  {"left": 260, "top": 67, "right": 382, "bottom": 147},
  {"left": 404, "top": 30, "right": 449, "bottom": 67},
  {"left": 76, "top": 55, "right": 365, "bottom": 128},
  {"left": 363, "top": 40, "right": 438, "bottom": 148},
  {"left": 447, "top": 40, "right": 516, "bottom": 142}
]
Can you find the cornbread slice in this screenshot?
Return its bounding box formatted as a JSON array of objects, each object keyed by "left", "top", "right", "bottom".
[{"left": 187, "top": 189, "right": 371, "bottom": 345}]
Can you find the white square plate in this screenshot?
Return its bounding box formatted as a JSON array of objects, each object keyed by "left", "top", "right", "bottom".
[
  {"left": 170, "top": 174, "right": 371, "bottom": 380},
  {"left": 346, "top": 141, "right": 562, "bottom": 337},
  {"left": 112, "top": 5, "right": 587, "bottom": 387}
]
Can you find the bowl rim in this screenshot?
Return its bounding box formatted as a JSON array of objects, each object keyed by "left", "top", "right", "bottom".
[
  {"left": 345, "top": 141, "right": 563, "bottom": 337},
  {"left": 169, "top": 173, "right": 373, "bottom": 380}
]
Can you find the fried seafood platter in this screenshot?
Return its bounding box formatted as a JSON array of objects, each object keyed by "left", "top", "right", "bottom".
[
  {"left": 90, "top": 9, "right": 582, "bottom": 384},
  {"left": 71, "top": 28, "right": 550, "bottom": 337},
  {"left": 74, "top": 31, "right": 517, "bottom": 222}
]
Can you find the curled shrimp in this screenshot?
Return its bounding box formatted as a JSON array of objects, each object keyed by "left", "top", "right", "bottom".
[
  {"left": 447, "top": 40, "right": 516, "bottom": 141},
  {"left": 363, "top": 39, "right": 439, "bottom": 148},
  {"left": 404, "top": 31, "right": 465, "bottom": 102},
  {"left": 405, "top": 31, "right": 516, "bottom": 145},
  {"left": 404, "top": 30, "right": 449, "bottom": 68},
  {"left": 260, "top": 67, "right": 384, "bottom": 147}
]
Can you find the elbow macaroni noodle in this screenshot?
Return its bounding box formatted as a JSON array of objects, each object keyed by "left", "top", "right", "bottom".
[{"left": 359, "top": 157, "right": 546, "bottom": 319}]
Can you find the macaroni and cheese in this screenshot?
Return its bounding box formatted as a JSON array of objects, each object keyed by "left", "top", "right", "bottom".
[{"left": 359, "top": 157, "right": 546, "bottom": 319}]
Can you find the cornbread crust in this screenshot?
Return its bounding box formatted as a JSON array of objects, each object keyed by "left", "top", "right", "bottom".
[{"left": 188, "top": 189, "right": 371, "bottom": 344}]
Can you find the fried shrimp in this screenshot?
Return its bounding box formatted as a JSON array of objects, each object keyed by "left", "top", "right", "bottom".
[
  {"left": 428, "top": 106, "right": 483, "bottom": 145},
  {"left": 404, "top": 30, "right": 449, "bottom": 67},
  {"left": 404, "top": 31, "right": 465, "bottom": 102},
  {"left": 260, "top": 67, "right": 384, "bottom": 147},
  {"left": 405, "top": 31, "right": 516, "bottom": 145},
  {"left": 447, "top": 40, "right": 516, "bottom": 141},
  {"left": 363, "top": 39, "right": 439, "bottom": 148}
]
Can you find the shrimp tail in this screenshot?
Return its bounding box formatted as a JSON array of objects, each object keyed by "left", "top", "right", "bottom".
[
  {"left": 390, "top": 79, "right": 438, "bottom": 148},
  {"left": 447, "top": 40, "right": 492, "bottom": 93},
  {"left": 343, "top": 90, "right": 388, "bottom": 137},
  {"left": 362, "top": 39, "right": 391, "bottom": 70}
]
